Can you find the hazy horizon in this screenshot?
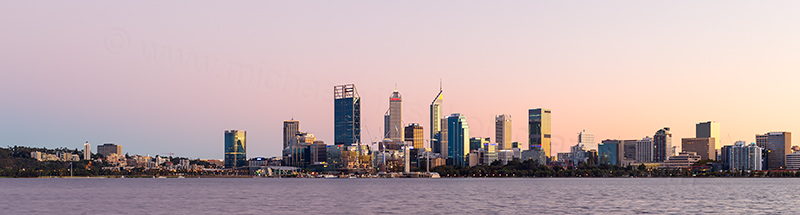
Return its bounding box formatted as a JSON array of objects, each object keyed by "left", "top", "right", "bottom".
[{"left": 3, "top": 1, "right": 800, "bottom": 159}]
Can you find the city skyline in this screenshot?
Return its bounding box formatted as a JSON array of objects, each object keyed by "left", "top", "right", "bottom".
[{"left": 4, "top": 2, "right": 800, "bottom": 159}]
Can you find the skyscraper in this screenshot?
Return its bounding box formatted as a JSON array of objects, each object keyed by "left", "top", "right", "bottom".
[
  {"left": 283, "top": 120, "right": 300, "bottom": 150},
  {"left": 578, "top": 130, "right": 594, "bottom": 150},
  {"left": 696, "top": 121, "right": 721, "bottom": 149},
  {"left": 224, "top": 130, "right": 247, "bottom": 168},
  {"left": 528, "top": 108, "right": 552, "bottom": 158},
  {"left": 439, "top": 117, "right": 449, "bottom": 159},
  {"left": 83, "top": 141, "right": 91, "bottom": 160},
  {"left": 495, "top": 114, "right": 512, "bottom": 150},
  {"left": 430, "top": 84, "right": 443, "bottom": 152},
  {"left": 447, "top": 113, "right": 469, "bottom": 166},
  {"left": 385, "top": 89, "right": 403, "bottom": 142},
  {"left": 404, "top": 123, "right": 424, "bottom": 149},
  {"left": 653, "top": 127, "right": 672, "bottom": 162},
  {"left": 756, "top": 131, "right": 792, "bottom": 170},
  {"left": 334, "top": 84, "right": 361, "bottom": 146}
]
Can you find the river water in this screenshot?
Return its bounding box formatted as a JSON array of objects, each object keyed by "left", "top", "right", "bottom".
[{"left": 1, "top": 177, "right": 798, "bottom": 214}]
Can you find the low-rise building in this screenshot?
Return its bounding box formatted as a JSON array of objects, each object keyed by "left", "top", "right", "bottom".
[{"left": 660, "top": 152, "right": 701, "bottom": 169}]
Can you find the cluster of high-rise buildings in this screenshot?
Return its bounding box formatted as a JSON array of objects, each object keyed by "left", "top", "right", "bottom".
[
  {"left": 217, "top": 83, "right": 796, "bottom": 174},
  {"left": 266, "top": 83, "right": 560, "bottom": 173}
]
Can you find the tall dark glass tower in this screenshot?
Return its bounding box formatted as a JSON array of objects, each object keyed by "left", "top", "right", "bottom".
[
  {"left": 334, "top": 84, "right": 361, "bottom": 146},
  {"left": 224, "top": 130, "right": 247, "bottom": 168},
  {"left": 653, "top": 127, "right": 672, "bottom": 162},
  {"left": 528, "top": 108, "right": 551, "bottom": 158}
]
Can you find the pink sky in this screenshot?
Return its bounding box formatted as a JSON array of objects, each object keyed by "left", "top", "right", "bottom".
[{"left": 2, "top": 1, "right": 800, "bottom": 159}]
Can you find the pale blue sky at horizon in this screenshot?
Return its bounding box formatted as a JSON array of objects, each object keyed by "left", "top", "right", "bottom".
[{"left": 2, "top": 1, "right": 800, "bottom": 159}]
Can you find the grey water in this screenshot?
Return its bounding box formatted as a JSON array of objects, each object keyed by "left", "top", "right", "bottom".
[{"left": 0, "top": 177, "right": 798, "bottom": 214}]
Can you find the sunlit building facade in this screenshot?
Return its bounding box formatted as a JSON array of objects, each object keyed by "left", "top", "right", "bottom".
[
  {"left": 430, "top": 86, "right": 443, "bottom": 153},
  {"left": 495, "top": 114, "right": 512, "bottom": 150},
  {"left": 404, "top": 123, "right": 424, "bottom": 149},
  {"left": 528, "top": 108, "right": 552, "bottom": 158},
  {"left": 224, "top": 130, "right": 247, "bottom": 168}
]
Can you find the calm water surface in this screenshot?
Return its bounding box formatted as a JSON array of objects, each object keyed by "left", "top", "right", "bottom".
[{"left": 1, "top": 177, "right": 799, "bottom": 214}]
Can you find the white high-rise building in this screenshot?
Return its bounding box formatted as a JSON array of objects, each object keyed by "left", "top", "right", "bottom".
[
  {"left": 579, "top": 130, "right": 595, "bottom": 149},
  {"left": 495, "top": 114, "right": 512, "bottom": 150},
  {"left": 83, "top": 141, "right": 91, "bottom": 160}
]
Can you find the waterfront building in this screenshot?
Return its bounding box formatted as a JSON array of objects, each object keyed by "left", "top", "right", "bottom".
[
  {"left": 598, "top": 140, "right": 623, "bottom": 166},
  {"left": 660, "top": 152, "right": 701, "bottom": 169},
  {"left": 786, "top": 151, "right": 800, "bottom": 170},
  {"left": 696, "top": 121, "right": 721, "bottom": 149},
  {"left": 682, "top": 137, "right": 715, "bottom": 161},
  {"left": 721, "top": 141, "right": 763, "bottom": 171},
  {"left": 334, "top": 84, "right": 361, "bottom": 146},
  {"left": 756, "top": 131, "right": 792, "bottom": 170},
  {"left": 521, "top": 148, "right": 546, "bottom": 165},
  {"left": 97, "top": 143, "right": 122, "bottom": 157},
  {"left": 83, "top": 141, "right": 91, "bottom": 160},
  {"left": 495, "top": 114, "right": 512, "bottom": 150},
  {"left": 557, "top": 153, "right": 570, "bottom": 162},
  {"left": 528, "top": 108, "right": 552, "bottom": 158},
  {"left": 653, "top": 127, "right": 672, "bottom": 162},
  {"left": 283, "top": 120, "right": 300, "bottom": 150},
  {"left": 568, "top": 143, "right": 587, "bottom": 165},
  {"left": 404, "top": 123, "right": 424, "bottom": 149},
  {"left": 635, "top": 137, "right": 654, "bottom": 163},
  {"left": 430, "top": 84, "right": 443, "bottom": 152},
  {"left": 224, "top": 130, "right": 247, "bottom": 168},
  {"left": 447, "top": 113, "right": 470, "bottom": 166}
]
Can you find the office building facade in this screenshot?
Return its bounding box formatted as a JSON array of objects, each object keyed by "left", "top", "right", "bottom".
[
  {"left": 635, "top": 137, "right": 654, "bottom": 163},
  {"left": 283, "top": 120, "right": 300, "bottom": 150},
  {"left": 529, "top": 108, "right": 552, "bottom": 158},
  {"left": 495, "top": 114, "right": 512, "bottom": 150},
  {"left": 334, "top": 84, "right": 361, "bottom": 146},
  {"left": 385, "top": 90, "right": 403, "bottom": 142},
  {"left": 430, "top": 86, "right": 443, "bottom": 153},
  {"left": 447, "top": 113, "right": 470, "bottom": 166},
  {"left": 696, "top": 121, "right": 721, "bottom": 150},
  {"left": 681, "top": 137, "right": 715, "bottom": 161},
  {"left": 598, "top": 139, "right": 623, "bottom": 166},
  {"left": 224, "top": 130, "right": 247, "bottom": 168},
  {"left": 404, "top": 123, "right": 424, "bottom": 149},
  {"left": 756, "top": 131, "right": 792, "bottom": 170}
]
